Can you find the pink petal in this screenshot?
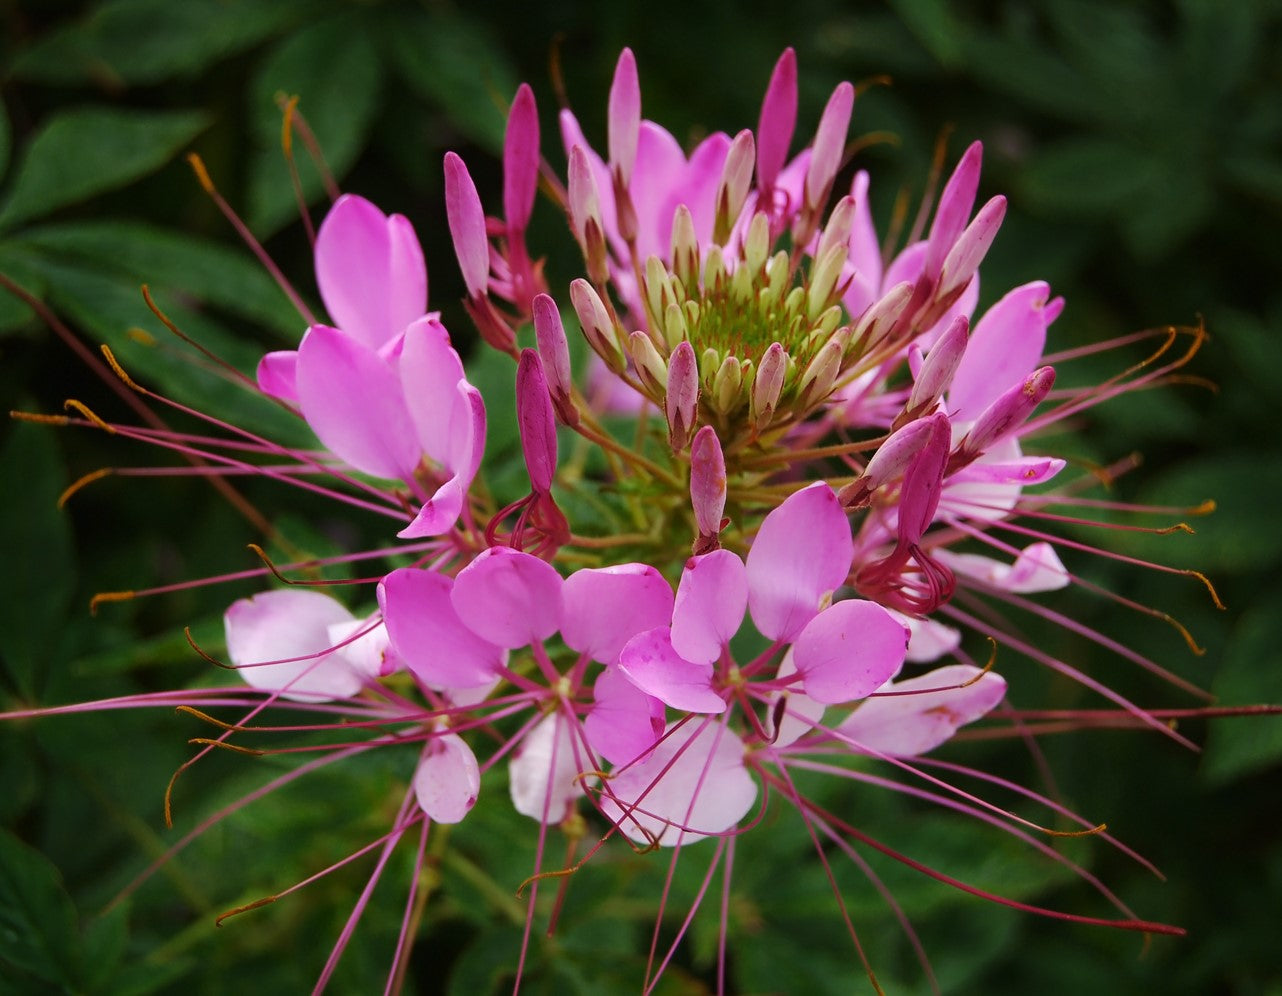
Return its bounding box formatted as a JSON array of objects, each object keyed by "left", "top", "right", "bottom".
[
  {"left": 503, "top": 84, "right": 540, "bottom": 231},
  {"left": 804, "top": 82, "right": 854, "bottom": 212},
  {"left": 948, "top": 281, "right": 1053, "bottom": 420},
  {"left": 617, "top": 627, "right": 727, "bottom": 714},
  {"left": 256, "top": 350, "right": 298, "bottom": 403},
  {"left": 769, "top": 649, "right": 826, "bottom": 748},
  {"left": 224, "top": 589, "right": 362, "bottom": 702},
  {"left": 451, "top": 547, "right": 563, "bottom": 649},
  {"left": 586, "top": 665, "right": 665, "bottom": 766},
  {"left": 756, "top": 47, "right": 798, "bottom": 194},
  {"left": 378, "top": 568, "right": 505, "bottom": 689},
  {"left": 600, "top": 722, "right": 756, "bottom": 847},
  {"left": 628, "top": 121, "right": 690, "bottom": 260},
  {"left": 671, "top": 550, "right": 747, "bottom": 664},
  {"left": 509, "top": 712, "right": 591, "bottom": 823},
  {"left": 517, "top": 349, "right": 558, "bottom": 493},
  {"left": 941, "top": 542, "right": 1069, "bottom": 594},
  {"left": 746, "top": 482, "right": 853, "bottom": 642},
  {"left": 561, "top": 564, "right": 674, "bottom": 663},
  {"left": 840, "top": 664, "right": 1006, "bottom": 756},
  {"left": 315, "top": 194, "right": 426, "bottom": 350},
  {"left": 846, "top": 171, "right": 882, "bottom": 296},
  {"left": 608, "top": 48, "right": 641, "bottom": 185},
  {"left": 397, "top": 381, "right": 486, "bottom": 539},
  {"left": 790, "top": 599, "right": 909, "bottom": 705},
  {"left": 398, "top": 316, "right": 467, "bottom": 462},
  {"left": 444, "top": 152, "right": 489, "bottom": 298},
  {"left": 414, "top": 732, "right": 480, "bottom": 824},
  {"left": 296, "top": 325, "right": 419, "bottom": 480},
  {"left": 326, "top": 616, "right": 399, "bottom": 678},
  {"left": 923, "top": 141, "right": 982, "bottom": 280}
]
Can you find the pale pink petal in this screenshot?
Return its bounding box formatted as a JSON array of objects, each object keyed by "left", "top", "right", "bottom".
[
  {"left": 378, "top": 568, "right": 505, "bottom": 689},
  {"left": 948, "top": 281, "right": 1053, "bottom": 420},
  {"left": 256, "top": 350, "right": 298, "bottom": 403},
  {"left": 509, "top": 713, "right": 591, "bottom": 823},
  {"left": 315, "top": 194, "right": 426, "bottom": 350},
  {"left": 224, "top": 589, "right": 362, "bottom": 702},
  {"left": 600, "top": 722, "right": 756, "bottom": 847},
  {"left": 451, "top": 547, "right": 563, "bottom": 648},
  {"left": 326, "top": 616, "right": 399, "bottom": 678},
  {"left": 886, "top": 611, "right": 962, "bottom": 664},
  {"left": 939, "top": 437, "right": 1026, "bottom": 521},
  {"left": 617, "top": 627, "right": 727, "bottom": 714},
  {"left": 804, "top": 82, "right": 854, "bottom": 212},
  {"left": 671, "top": 550, "right": 747, "bottom": 664},
  {"left": 629, "top": 121, "right": 695, "bottom": 261},
  {"left": 414, "top": 732, "right": 480, "bottom": 824},
  {"left": 586, "top": 665, "right": 665, "bottom": 766},
  {"left": 940, "top": 542, "right": 1070, "bottom": 594},
  {"left": 790, "top": 599, "right": 909, "bottom": 705},
  {"left": 561, "top": 564, "right": 674, "bottom": 663},
  {"left": 769, "top": 649, "right": 826, "bottom": 748},
  {"left": 608, "top": 48, "right": 641, "bottom": 184},
  {"left": 840, "top": 665, "right": 1007, "bottom": 756},
  {"left": 295, "top": 325, "right": 419, "bottom": 480},
  {"left": 746, "top": 482, "right": 853, "bottom": 642}
]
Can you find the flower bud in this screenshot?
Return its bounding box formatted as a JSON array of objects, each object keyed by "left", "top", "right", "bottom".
[
  {"left": 516, "top": 349, "right": 558, "bottom": 494},
  {"left": 532, "top": 293, "right": 578, "bottom": 426},
  {"left": 711, "top": 354, "right": 743, "bottom": 414},
  {"left": 570, "top": 279, "right": 625, "bottom": 373},
  {"left": 608, "top": 48, "right": 640, "bottom": 188},
  {"left": 903, "top": 315, "right": 968, "bottom": 420},
  {"left": 959, "top": 366, "right": 1056, "bottom": 458},
  {"left": 756, "top": 47, "right": 798, "bottom": 196},
  {"left": 444, "top": 152, "right": 489, "bottom": 299},
  {"left": 665, "top": 340, "right": 700, "bottom": 451},
  {"left": 690, "top": 425, "right": 727, "bottom": 552},
  {"left": 714, "top": 129, "right": 755, "bottom": 245},
  {"left": 629, "top": 329, "right": 669, "bottom": 398},
  {"left": 751, "top": 342, "right": 787, "bottom": 429}
]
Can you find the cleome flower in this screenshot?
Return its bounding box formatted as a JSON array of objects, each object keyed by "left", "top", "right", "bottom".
[{"left": 4, "top": 43, "right": 1250, "bottom": 996}]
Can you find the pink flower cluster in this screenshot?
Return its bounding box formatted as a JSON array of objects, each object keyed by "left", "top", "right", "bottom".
[{"left": 9, "top": 45, "right": 1218, "bottom": 995}]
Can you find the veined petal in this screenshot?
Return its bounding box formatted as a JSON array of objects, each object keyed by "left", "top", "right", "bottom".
[
  {"left": 790, "top": 599, "right": 909, "bottom": 705},
  {"left": 414, "top": 732, "right": 480, "bottom": 824},
  {"left": 600, "top": 722, "right": 756, "bottom": 847},
  {"left": 840, "top": 664, "right": 1006, "bottom": 756},
  {"left": 561, "top": 564, "right": 674, "bottom": 663},
  {"left": 586, "top": 665, "right": 665, "bottom": 766},
  {"left": 296, "top": 325, "right": 419, "bottom": 480},
  {"left": 618, "top": 627, "right": 727, "bottom": 714},
  {"left": 379, "top": 568, "right": 505, "bottom": 689},
  {"left": 225, "top": 589, "right": 362, "bottom": 702},
  {"left": 746, "top": 482, "right": 853, "bottom": 642},
  {"left": 451, "top": 547, "right": 563, "bottom": 648},
  {"left": 671, "top": 550, "right": 747, "bottom": 664},
  {"left": 315, "top": 194, "right": 426, "bottom": 350}
]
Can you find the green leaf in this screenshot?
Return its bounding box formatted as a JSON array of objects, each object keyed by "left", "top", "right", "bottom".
[
  {"left": 887, "top": 0, "right": 968, "bottom": 67},
  {"left": 0, "top": 831, "right": 80, "bottom": 987},
  {"left": 0, "top": 108, "right": 210, "bottom": 231},
  {"left": 1202, "top": 588, "right": 1282, "bottom": 783},
  {"left": 0, "top": 423, "right": 75, "bottom": 701},
  {"left": 20, "top": 220, "right": 303, "bottom": 338},
  {"left": 247, "top": 12, "right": 384, "bottom": 234},
  {"left": 1019, "top": 138, "right": 1159, "bottom": 216},
  {"left": 386, "top": 9, "right": 519, "bottom": 152},
  {"left": 0, "top": 102, "right": 10, "bottom": 183},
  {"left": 9, "top": 0, "right": 307, "bottom": 87}
]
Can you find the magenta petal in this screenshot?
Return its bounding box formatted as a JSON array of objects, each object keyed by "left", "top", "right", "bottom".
[
  {"left": 509, "top": 713, "right": 590, "bottom": 823},
  {"left": 746, "top": 482, "right": 853, "bottom": 642},
  {"left": 600, "top": 722, "right": 756, "bottom": 847},
  {"left": 840, "top": 665, "right": 1006, "bottom": 756},
  {"left": 923, "top": 141, "right": 982, "bottom": 279},
  {"left": 451, "top": 547, "right": 563, "bottom": 648},
  {"left": 756, "top": 47, "right": 798, "bottom": 193},
  {"left": 586, "top": 665, "right": 664, "bottom": 766},
  {"left": 378, "top": 568, "right": 505, "bottom": 689},
  {"left": 948, "top": 281, "right": 1052, "bottom": 419},
  {"left": 671, "top": 550, "right": 747, "bottom": 664},
  {"left": 315, "top": 194, "right": 426, "bottom": 350},
  {"left": 503, "top": 84, "right": 540, "bottom": 231},
  {"left": 517, "top": 349, "right": 558, "bottom": 492},
  {"left": 224, "top": 589, "right": 362, "bottom": 702},
  {"left": 791, "top": 599, "right": 909, "bottom": 705},
  {"left": 296, "top": 325, "right": 419, "bottom": 479},
  {"left": 618, "top": 627, "right": 727, "bottom": 714},
  {"left": 561, "top": 564, "right": 675, "bottom": 663},
  {"left": 256, "top": 350, "right": 299, "bottom": 403},
  {"left": 414, "top": 732, "right": 480, "bottom": 824}
]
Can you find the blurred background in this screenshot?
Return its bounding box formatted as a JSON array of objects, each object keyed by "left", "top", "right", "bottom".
[{"left": 1, "top": 0, "right": 1280, "bottom": 992}]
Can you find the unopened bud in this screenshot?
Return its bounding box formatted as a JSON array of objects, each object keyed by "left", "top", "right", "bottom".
[
  {"left": 568, "top": 146, "right": 608, "bottom": 283},
  {"left": 904, "top": 315, "right": 968, "bottom": 418},
  {"left": 444, "top": 152, "right": 489, "bottom": 299},
  {"left": 671, "top": 205, "right": 700, "bottom": 288},
  {"left": 796, "top": 334, "right": 843, "bottom": 410},
  {"left": 516, "top": 349, "right": 558, "bottom": 494},
  {"left": 532, "top": 294, "right": 578, "bottom": 426},
  {"left": 690, "top": 425, "right": 727, "bottom": 552},
  {"left": 665, "top": 340, "right": 699, "bottom": 450},
  {"left": 960, "top": 366, "right": 1056, "bottom": 457},
  {"left": 751, "top": 342, "right": 787, "bottom": 428},
  {"left": 714, "top": 129, "right": 755, "bottom": 245},
  {"left": 629, "top": 330, "right": 669, "bottom": 398},
  {"left": 839, "top": 411, "right": 944, "bottom": 508},
  {"left": 570, "top": 279, "right": 625, "bottom": 373},
  {"left": 607, "top": 48, "right": 640, "bottom": 188},
  {"left": 711, "top": 354, "right": 743, "bottom": 414}
]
